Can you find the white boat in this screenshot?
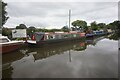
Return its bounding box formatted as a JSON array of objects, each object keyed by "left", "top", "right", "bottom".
[{"left": 0, "top": 35, "right": 24, "bottom": 54}]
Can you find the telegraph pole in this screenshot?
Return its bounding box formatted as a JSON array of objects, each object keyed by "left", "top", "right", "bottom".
[
  {"left": 68, "top": 9, "right": 72, "bottom": 62},
  {"left": 69, "top": 9, "right": 71, "bottom": 31}
]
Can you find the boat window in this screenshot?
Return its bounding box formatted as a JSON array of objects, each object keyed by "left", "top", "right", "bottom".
[
  {"left": 48, "top": 35, "right": 53, "bottom": 39},
  {"left": 46, "top": 35, "right": 49, "bottom": 40},
  {"left": 64, "top": 35, "right": 68, "bottom": 38},
  {"left": 55, "top": 35, "right": 59, "bottom": 39},
  {"left": 73, "top": 34, "right": 77, "bottom": 37},
  {"left": 51, "top": 36, "right": 53, "bottom": 38},
  {"left": 0, "top": 38, "right": 9, "bottom": 43}
]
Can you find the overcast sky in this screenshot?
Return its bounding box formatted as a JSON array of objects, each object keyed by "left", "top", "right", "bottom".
[{"left": 4, "top": 0, "right": 119, "bottom": 29}]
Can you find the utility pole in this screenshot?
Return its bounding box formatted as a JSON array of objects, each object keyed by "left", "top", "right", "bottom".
[
  {"left": 68, "top": 9, "right": 72, "bottom": 62},
  {"left": 69, "top": 9, "right": 71, "bottom": 32}
]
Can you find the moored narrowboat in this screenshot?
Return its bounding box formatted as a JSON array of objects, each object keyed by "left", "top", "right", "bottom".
[
  {"left": 86, "top": 30, "right": 106, "bottom": 38},
  {"left": 93, "top": 30, "right": 105, "bottom": 36},
  {"left": 26, "top": 31, "right": 86, "bottom": 45},
  {"left": 85, "top": 33, "right": 94, "bottom": 37}
]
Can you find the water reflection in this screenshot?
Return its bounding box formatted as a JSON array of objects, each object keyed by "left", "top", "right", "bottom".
[
  {"left": 2, "top": 36, "right": 118, "bottom": 78},
  {"left": 106, "top": 33, "right": 120, "bottom": 40},
  {"left": 18, "top": 38, "right": 99, "bottom": 62},
  {"left": 18, "top": 40, "right": 84, "bottom": 60}
]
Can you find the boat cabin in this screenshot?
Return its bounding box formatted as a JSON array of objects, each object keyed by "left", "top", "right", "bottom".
[
  {"left": 30, "top": 32, "right": 86, "bottom": 42},
  {"left": 0, "top": 36, "right": 11, "bottom": 43},
  {"left": 93, "top": 30, "right": 105, "bottom": 35}
]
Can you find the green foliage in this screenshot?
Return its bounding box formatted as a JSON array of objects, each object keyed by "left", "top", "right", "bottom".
[
  {"left": 50, "top": 29, "right": 61, "bottom": 32},
  {"left": 0, "top": 1, "right": 2, "bottom": 27},
  {"left": 16, "top": 24, "right": 27, "bottom": 29},
  {"left": 108, "top": 33, "right": 120, "bottom": 40},
  {"left": 27, "top": 26, "right": 36, "bottom": 38},
  {"left": 2, "top": 27, "right": 12, "bottom": 39},
  {"left": 97, "top": 23, "right": 106, "bottom": 29},
  {"left": 16, "top": 37, "right": 26, "bottom": 40},
  {"left": 111, "top": 20, "right": 120, "bottom": 30},
  {"left": 1, "top": 1, "right": 9, "bottom": 26},
  {"left": 72, "top": 20, "right": 80, "bottom": 28},
  {"left": 40, "top": 29, "right": 61, "bottom": 32},
  {"left": 107, "top": 20, "right": 120, "bottom": 33},
  {"left": 27, "top": 26, "right": 36, "bottom": 34},
  {"left": 106, "top": 24, "right": 112, "bottom": 29},
  {"left": 71, "top": 27, "right": 76, "bottom": 31},
  {"left": 61, "top": 26, "right": 69, "bottom": 32},
  {"left": 42, "top": 29, "right": 49, "bottom": 32},
  {"left": 71, "top": 20, "right": 87, "bottom": 31},
  {"left": 90, "top": 21, "right": 98, "bottom": 30}
]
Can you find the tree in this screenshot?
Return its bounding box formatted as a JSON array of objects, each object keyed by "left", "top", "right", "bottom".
[
  {"left": 111, "top": 20, "right": 120, "bottom": 31},
  {"left": 61, "top": 25, "right": 69, "bottom": 32},
  {"left": 0, "top": 1, "right": 2, "bottom": 27},
  {"left": 28, "top": 26, "right": 36, "bottom": 31},
  {"left": 2, "top": 27, "right": 12, "bottom": 39},
  {"left": 27, "top": 26, "right": 36, "bottom": 34},
  {"left": 71, "top": 27, "right": 76, "bottom": 31},
  {"left": 90, "top": 21, "right": 98, "bottom": 31},
  {"left": 16, "top": 24, "right": 27, "bottom": 29},
  {"left": 1, "top": 1, "right": 9, "bottom": 26},
  {"left": 71, "top": 20, "right": 87, "bottom": 32},
  {"left": 107, "top": 20, "right": 120, "bottom": 32},
  {"left": 97, "top": 23, "right": 106, "bottom": 29},
  {"left": 1, "top": 1, "right": 9, "bottom": 35},
  {"left": 27, "top": 26, "right": 36, "bottom": 38}
]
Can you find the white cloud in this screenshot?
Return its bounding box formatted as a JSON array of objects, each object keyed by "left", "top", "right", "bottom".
[
  {"left": 4, "top": 0, "right": 120, "bottom": 2},
  {"left": 3, "top": 2, "right": 118, "bottom": 29}
]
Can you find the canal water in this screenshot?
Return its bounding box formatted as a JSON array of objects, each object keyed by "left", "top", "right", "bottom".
[{"left": 2, "top": 35, "right": 119, "bottom": 78}]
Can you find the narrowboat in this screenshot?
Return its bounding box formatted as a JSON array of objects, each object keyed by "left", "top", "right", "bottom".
[
  {"left": 26, "top": 31, "right": 86, "bottom": 45},
  {"left": 0, "top": 35, "right": 24, "bottom": 54},
  {"left": 86, "top": 30, "right": 106, "bottom": 38},
  {"left": 85, "top": 33, "right": 94, "bottom": 37},
  {"left": 85, "top": 29, "right": 94, "bottom": 37},
  {"left": 93, "top": 30, "right": 105, "bottom": 36}
]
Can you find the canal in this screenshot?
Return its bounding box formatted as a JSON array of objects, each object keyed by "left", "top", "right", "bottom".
[{"left": 2, "top": 34, "right": 119, "bottom": 78}]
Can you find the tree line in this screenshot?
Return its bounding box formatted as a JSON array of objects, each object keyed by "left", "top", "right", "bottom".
[
  {"left": 1, "top": 1, "right": 120, "bottom": 39},
  {"left": 2, "top": 20, "right": 120, "bottom": 39}
]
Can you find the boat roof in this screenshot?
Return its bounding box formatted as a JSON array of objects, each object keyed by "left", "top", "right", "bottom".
[
  {"left": 0, "top": 35, "right": 11, "bottom": 42},
  {"left": 0, "top": 35, "right": 8, "bottom": 39},
  {"left": 0, "top": 40, "right": 24, "bottom": 44},
  {"left": 35, "top": 32, "right": 45, "bottom": 35}
]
